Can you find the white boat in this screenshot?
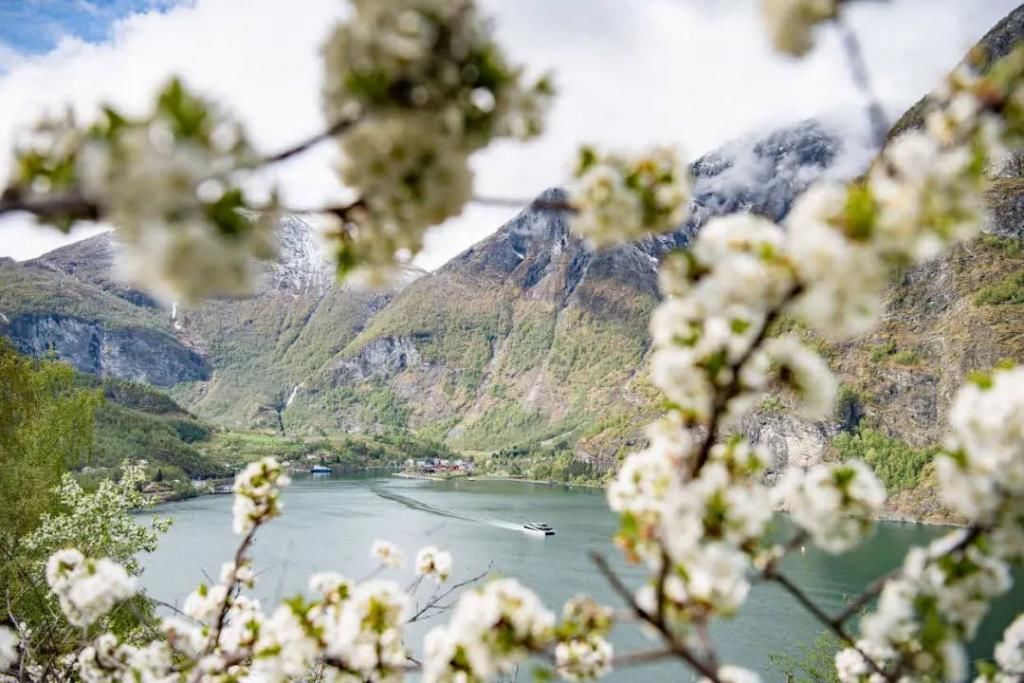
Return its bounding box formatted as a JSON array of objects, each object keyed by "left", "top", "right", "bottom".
[
  {"left": 523, "top": 522, "right": 556, "bottom": 536},
  {"left": 310, "top": 465, "right": 332, "bottom": 474}
]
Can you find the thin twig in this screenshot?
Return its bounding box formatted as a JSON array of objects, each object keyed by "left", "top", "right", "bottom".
[
  {"left": 830, "top": 525, "right": 983, "bottom": 626},
  {"left": 835, "top": 13, "right": 889, "bottom": 148},
  {"left": 199, "top": 522, "right": 261, "bottom": 673},
  {"left": 0, "top": 193, "right": 99, "bottom": 221},
  {"left": 261, "top": 118, "right": 356, "bottom": 165},
  {"left": 693, "top": 285, "right": 802, "bottom": 473},
  {"left": 768, "top": 571, "right": 895, "bottom": 683},
  {"left": 610, "top": 647, "right": 676, "bottom": 667},
  {"left": 405, "top": 564, "right": 492, "bottom": 624}
]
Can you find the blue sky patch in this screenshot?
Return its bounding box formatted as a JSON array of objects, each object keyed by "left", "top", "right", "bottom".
[{"left": 0, "top": 0, "right": 177, "bottom": 55}]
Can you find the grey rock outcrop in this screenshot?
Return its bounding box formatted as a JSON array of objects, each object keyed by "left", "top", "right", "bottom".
[
  {"left": 328, "top": 336, "right": 425, "bottom": 384},
  {"left": 3, "top": 313, "right": 209, "bottom": 386}
]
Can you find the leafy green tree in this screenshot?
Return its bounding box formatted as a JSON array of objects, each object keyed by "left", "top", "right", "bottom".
[
  {"left": 0, "top": 340, "right": 99, "bottom": 541},
  {"left": 769, "top": 631, "right": 842, "bottom": 683}
]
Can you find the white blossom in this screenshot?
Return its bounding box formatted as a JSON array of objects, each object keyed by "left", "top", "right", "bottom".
[
  {"left": 569, "top": 146, "right": 690, "bottom": 245},
  {"left": 834, "top": 639, "right": 897, "bottom": 683},
  {"left": 854, "top": 532, "right": 1010, "bottom": 681},
  {"left": 252, "top": 604, "right": 320, "bottom": 681},
  {"left": 45, "top": 550, "right": 136, "bottom": 628},
  {"left": 232, "top": 457, "right": 290, "bottom": 535},
  {"left": 371, "top": 540, "right": 405, "bottom": 568},
  {"left": 75, "top": 81, "right": 274, "bottom": 302},
  {"left": 663, "top": 542, "right": 752, "bottom": 618},
  {"left": 423, "top": 578, "right": 553, "bottom": 682},
  {"left": 758, "top": 335, "right": 837, "bottom": 420},
  {"left": 336, "top": 113, "right": 473, "bottom": 284},
  {"left": 869, "top": 131, "right": 985, "bottom": 263},
  {"left": 776, "top": 461, "right": 886, "bottom": 554},
  {"left": 689, "top": 214, "right": 793, "bottom": 313},
  {"left": 182, "top": 582, "right": 229, "bottom": 623},
  {"left": 937, "top": 366, "right": 1024, "bottom": 522},
  {"left": 415, "top": 546, "right": 453, "bottom": 581},
  {"left": 555, "top": 636, "right": 613, "bottom": 681},
  {"left": 784, "top": 183, "right": 887, "bottom": 339},
  {"left": 309, "top": 571, "right": 355, "bottom": 605},
  {"left": 985, "top": 614, "right": 1024, "bottom": 682},
  {"left": 321, "top": 0, "right": 551, "bottom": 282},
  {"left": 0, "top": 626, "right": 19, "bottom": 673},
  {"left": 568, "top": 163, "right": 643, "bottom": 246}
]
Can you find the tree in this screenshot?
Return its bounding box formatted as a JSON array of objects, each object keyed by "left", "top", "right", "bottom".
[{"left": 0, "top": 340, "right": 98, "bottom": 542}]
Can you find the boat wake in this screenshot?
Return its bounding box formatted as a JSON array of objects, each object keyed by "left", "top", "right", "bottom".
[{"left": 369, "top": 486, "right": 521, "bottom": 532}]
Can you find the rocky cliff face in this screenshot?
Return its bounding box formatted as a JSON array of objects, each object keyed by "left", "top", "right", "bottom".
[
  {"left": 3, "top": 313, "right": 208, "bottom": 386},
  {"left": 0, "top": 252, "right": 209, "bottom": 387}
]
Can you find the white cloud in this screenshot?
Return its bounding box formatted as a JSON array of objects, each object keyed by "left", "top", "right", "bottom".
[{"left": 0, "top": 0, "right": 1019, "bottom": 269}]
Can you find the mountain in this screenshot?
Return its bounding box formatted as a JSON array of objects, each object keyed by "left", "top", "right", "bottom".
[
  {"left": 0, "top": 118, "right": 853, "bottom": 450},
  {"left": 281, "top": 120, "right": 854, "bottom": 455},
  {"left": 165, "top": 217, "right": 414, "bottom": 431},
  {"left": 0, "top": 247, "right": 209, "bottom": 386},
  {"left": 0, "top": 217, "right": 420, "bottom": 432}
]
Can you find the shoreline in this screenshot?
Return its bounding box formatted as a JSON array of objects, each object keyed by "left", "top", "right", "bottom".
[
  {"left": 466, "top": 475, "right": 604, "bottom": 490},
  {"left": 392, "top": 471, "right": 605, "bottom": 490}
]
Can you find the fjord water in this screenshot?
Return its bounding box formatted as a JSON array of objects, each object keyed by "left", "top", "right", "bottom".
[{"left": 137, "top": 474, "right": 1021, "bottom": 681}]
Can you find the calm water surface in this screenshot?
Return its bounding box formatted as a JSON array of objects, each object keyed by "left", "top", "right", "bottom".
[{"left": 137, "top": 474, "right": 1022, "bottom": 681}]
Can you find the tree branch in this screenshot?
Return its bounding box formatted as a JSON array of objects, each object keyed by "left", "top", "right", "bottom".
[
  {"left": 693, "top": 285, "right": 802, "bottom": 474},
  {"left": 590, "top": 552, "right": 721, "bottom": 682},
  {"left": 0, "top": 193, "right": 99, "bottom": 222},
  {"left": 830, "top": 525, "right": 983, "bottom": 626},
  {"left": 405, "top": 563, "right": 492, "bottom": 624},
  {"left": 261, "top": 118, "right": 357, "bottom": 166},
  {"left": 767, "top": 571, "right": 895, "bottom": 683}
]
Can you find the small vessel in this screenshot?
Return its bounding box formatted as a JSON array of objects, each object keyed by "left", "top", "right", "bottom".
[
  {"left": 310, "top": 465, "right": 332, "bottom": 474},
  {"left": 522, "top": 522, "right": 556, "bottom": 536}
]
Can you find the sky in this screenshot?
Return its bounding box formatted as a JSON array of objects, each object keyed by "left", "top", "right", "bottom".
[{"left": 0, "top": 0, "right": 1019, "bottom": 268}]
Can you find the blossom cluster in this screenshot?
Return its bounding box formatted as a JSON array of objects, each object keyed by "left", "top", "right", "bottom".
[
  {"left": 597, "top": 30, "right": 1024, "bottom": 681},
  {"left": 761, "top": 0, "right": 836, "bottom": 57},
  {"left": 415, "top": 545, "right": 453, "bottom": 581},
  {"left": 0, "top": 625, "right": 19, "bottom": 673},
  {"left": 835, "top": 366, "right": 1024, "bottom": 682},
  {"left": 423, "top": 578, "right": 554, "bottom": 681},
  {"left": 567, "top": 145, "right": 691, "bottom": 246},
  {"left": 45, "top": 549, "right": 136, "bottom": 628},
  {"left": 373, "top": 539, "right": 405, "bottom": 568},
  {"left": 231, "top": 457, "right": 290, "bottom": 535},
  {"left": 322, "top": 0, "right": 553, "bottom": 283},
  {"left": 608, "top": 423, "right": 780, "bottom": 641},
  {"left": 835, "top": 532, "right": 1013, "bottom": 682},
  {"left": 554, "top": 596, "right": 615, "bottom": 681},
  {"left": 12, "top": 456, "right": 624, "bottom": 683},
  {"left": 774, "top": 460, "right": 886, "bottom": 553},
  {"left": 6, "top": 80, "right": 277, "bottom": 301},
  {"left": 978, "top": 614, "right": 1024, "bottom": 682},
  {"left": 24, "top": 460, "right": 170, "bottom": 576},
  {"left": 937, "top": 366, "right": 1024, "bottom": 530}
]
